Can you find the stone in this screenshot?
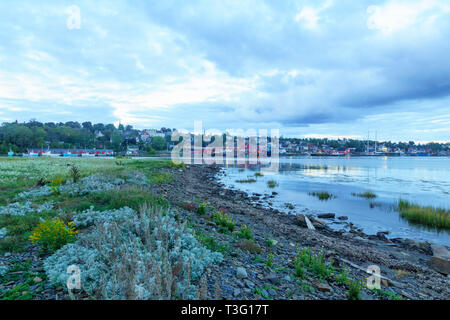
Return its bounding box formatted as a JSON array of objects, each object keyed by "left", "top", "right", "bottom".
[
  {"left": 428, "top": 244, "right": 450, "bottom": 275},
  {"left": 316, "top": 282, "right": 332, "bottom": 292},
  {"left": 236, "top": 267, "right": 248, "bottom": 279},
  {"left": 268, "top": 289, "right": 277, "bottom": 296},
  {"left": 317, "top": 213, "right": 335, "bottom": 219},
  {"left": 233, "top": 288, "right": 241, "bottom": 297},
  {"left": 265, "top": 273, "right": 279, "bottom": 284},
  {"left": 338, "top": 216, "right": 348, "bottom": 221}
]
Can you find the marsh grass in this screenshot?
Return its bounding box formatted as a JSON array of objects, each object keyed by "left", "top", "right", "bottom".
[
  {"left": 352, "top": 191, "right": 377, "bottom": 199},
  {"left": 397, "top": 199, "right": 450, "bottom": 230},
  {"left": 236, "top": 178, "right": 257, "bottom": 183},
  {"left": 267, "top": 180, "right": 278, "bottom": 188},
  {"left": 309, "top": 191, "right": 334, "bottom": 201}
]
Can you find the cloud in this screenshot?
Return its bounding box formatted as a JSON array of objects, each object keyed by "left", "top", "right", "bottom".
[{"left": 0, "top": 0, "right": 449, "bottom": 141}]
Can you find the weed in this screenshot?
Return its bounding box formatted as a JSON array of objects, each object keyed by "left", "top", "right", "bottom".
[{"left": 237, "top": 225, "right": 253, "bottom": 240}]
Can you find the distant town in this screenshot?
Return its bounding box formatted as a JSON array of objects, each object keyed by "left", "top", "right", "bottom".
[{"left": 1, "top": 120, "right": 449, "bottom": 157}]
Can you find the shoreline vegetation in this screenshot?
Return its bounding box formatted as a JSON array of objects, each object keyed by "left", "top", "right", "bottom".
[
  {"left": 0, "top": 158, "right": 449, "bottom": 300},
  {"left": 397, "top": 199, "right": 450, "bottom": 230}
]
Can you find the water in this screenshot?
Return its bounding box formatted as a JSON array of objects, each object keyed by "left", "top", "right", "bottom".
[{"left": 219, "top": 156, "right": 450, "bottom": 246}]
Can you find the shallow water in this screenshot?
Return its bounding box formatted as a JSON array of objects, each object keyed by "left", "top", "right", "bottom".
[{"left": 219, "top": 156, "right": 450, "bottom": 246}]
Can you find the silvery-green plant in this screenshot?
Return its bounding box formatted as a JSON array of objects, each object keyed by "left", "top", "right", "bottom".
[
  {"left": 44, "top": 204, "right": 222, "bottom": 299},
  {"left": 0, "top": 200, "right": 54, "bottom": 216},
  {"left": 0, "top": 265, "right": 8, "bottom": 277},
  {"left": 0, "top": 227, "right": 7, "bottom": 240}
]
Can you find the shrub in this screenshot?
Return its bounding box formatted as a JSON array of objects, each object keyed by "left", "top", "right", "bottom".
[
  {"left": 254, "top": 172, "right": 264, "bottom": 177},
  {"left": 237, "top": 225, "right": 253, "bottom": 240},
  {"left": 29, "top": 218, "right": 78, "bottom": 252},
  {"left": 293, "top": 248, "right": 335, "bottom": 279},
  {"left": 69, "top": 165, "right": 81, "bottom": 183},
  {"left": 44, "top": 204, "right": 223, "bottom": 299},
  {"left": 212, "top": 211, "right": 235, "bottom": 233},
  {"left": 196, "top": 202, "right": 208, "bottom": 216},
  {"left": 196, "top": 232, "right": 230, "bottom": 254},
  {"left": 50, "top": 177, "right": 63, "bottom": 195},
  {"left": 348, "top": 280, "right": 363, "bottom": 300}
]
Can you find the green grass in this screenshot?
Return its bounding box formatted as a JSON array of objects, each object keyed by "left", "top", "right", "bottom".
[
  {"left": 267, "top": 180, "right": 278, "bottom": 188},
  {"left": 266, "top": 253, "right": 274, "bottom": 268},
  {"left": 309, "top": 191, "right": 334, "bottom": 201},
  {"left": 237, "top": 225, "right": 253, "bottom": 240},
  {"left": 397, "top": 199, "right": 450, "bottom": 230},
  {"left": 293, "top": 248, "right": 336, "bottom": 280},
  {"left": 352, "top": 191, "right": 377, "bottom": 199},
  {"left": 88, "top": 186, "right": 169, "bottom": 212},
  {"left": 0, "top": 211, "right": 58, "bottom": 253},
  {"left": 347, "top": 280, "right": 363, "bottom": 300},
  {"left": 196, "top": 232, "right": 231, "bottom": 254},
  {"left": 148, "top": 172, "right": 174, "bottom": 184},
  {"left": 254, "top": 172, "right": 264, "bottom": 177}
]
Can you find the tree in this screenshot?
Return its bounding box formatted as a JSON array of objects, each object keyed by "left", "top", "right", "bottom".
[{"left": 151, "top": 136, "right": 166, "bottom": 151}]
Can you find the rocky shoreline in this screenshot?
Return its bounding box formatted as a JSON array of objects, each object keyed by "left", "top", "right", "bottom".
[{"left": 151, "top": 164, "right": 449, "bottom": 300}]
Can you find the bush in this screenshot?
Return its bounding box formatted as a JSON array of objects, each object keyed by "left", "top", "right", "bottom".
[
  {"left": 29, "top": 218, "right": 78, "bottom": 252},
  {"left": 196, "top": 202, "right": 207, "bottom": 215},
  {"left": 348, "top": 280, "right": 363, "bottom": 300},
  {"left": 293, "top": 247, "right": 335, "bottom": 279},
  {"left": 44, "top": 204, "right": 223, "bottom": 299},
  {"left": 212, "top": 211, "right": 235, "bottom": 233},
  {"left": 237, "top": 225, "right": 253, "bottom": 240},
  {"left": 309, "top": 191, "right": 334, "bottom": 201}
]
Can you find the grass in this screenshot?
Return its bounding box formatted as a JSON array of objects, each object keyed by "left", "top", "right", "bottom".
[
  {"left": 196, "top": 232, "right": 231, "bottom": 254},
  {"left": 293, "top": 248, "right": 336, "bottom": 280},
  {"left": 308, "top": 191, "right": 334, "bottom": 201},
  {"left": 236, "top": 178, "right": 257, "bottom": 183},
  {"left": 347, "top": 280, "right": 363, "bottom": 300},
  {"left": 266, "top": 253, "right": 274, "bottom": 268},
  {"left": 237, "top": 225, "right": 253, "bottom": 240},
  {"left": 148, "top": 172, "right": 174, "bottom": 184},
  {"left": 352, "top": 191, "right": 377, "bottom": 199},
  {"left": 397, "top": 199, "right": 450, "bottom": 230},
  {"left": 0, "top": 211, "right": 58, "bottom": 253},
  {"left": 267, "top": 180, "right": 278, "bottom": 188},
  {"left": 88, "top": 186, "right": 169, "bottom": 211},
  {"left": 254, "top": 172, "right": 264, "bottom": 177}
]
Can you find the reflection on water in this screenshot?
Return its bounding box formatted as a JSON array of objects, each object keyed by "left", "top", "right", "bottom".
[{"left": 219, "top": 156, "right": 450, "bottom": 246}]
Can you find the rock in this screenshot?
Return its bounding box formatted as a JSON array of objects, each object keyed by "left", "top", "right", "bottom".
[
  {"left": 268, "top": 289, "right": 277, "bottom": 296},
  {"left": 317, "top": 213, "right": 335, "bottom": 219},
  {"left": 233, "top": 288, "right": 241, "bottom": 297},
  {"left": 33, "top": 277, "right": 42, "bottom": 284},
  {"left": 376, "top": 232, "right": 389, "bottom": 242},
  {"left": 338, "top": 216, "right": 348, "bottom": 221},
  {"left": 244, "top": 280, "right": 255, "bottom": 289},
  {"left": 236, "top": 267, "right": 248, "bottom": 279},
  {"left": 265, "top": 273, "right": 279, "bottom": 285},
  {"left": 316, "top": 282, "right": 332, "bottom": 292},
  {"left": 428, "top": 244, "right": 450, "bottom": 275},
  {"left": 4, "top": 252, "right": 11, "bottom": 257},
  {"left": 284, "top": 275, "right": 291, "bottom": 282}
]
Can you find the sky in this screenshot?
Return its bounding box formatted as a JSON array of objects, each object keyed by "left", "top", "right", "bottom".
[{"left": 0, "top": 0, "right": 450, "bottom": 142}]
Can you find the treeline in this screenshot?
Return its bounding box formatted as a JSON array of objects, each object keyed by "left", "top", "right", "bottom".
[
  {"left": 0, "top": 120, "right": 142, "bottom": 154},
  {"left": 282, "top": 138, "right": 450, "bottom": 152}
]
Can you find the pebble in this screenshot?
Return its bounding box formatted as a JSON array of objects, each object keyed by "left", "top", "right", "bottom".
[{"left": 236, "top": 267, "right": 247, "bottom": 279}]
